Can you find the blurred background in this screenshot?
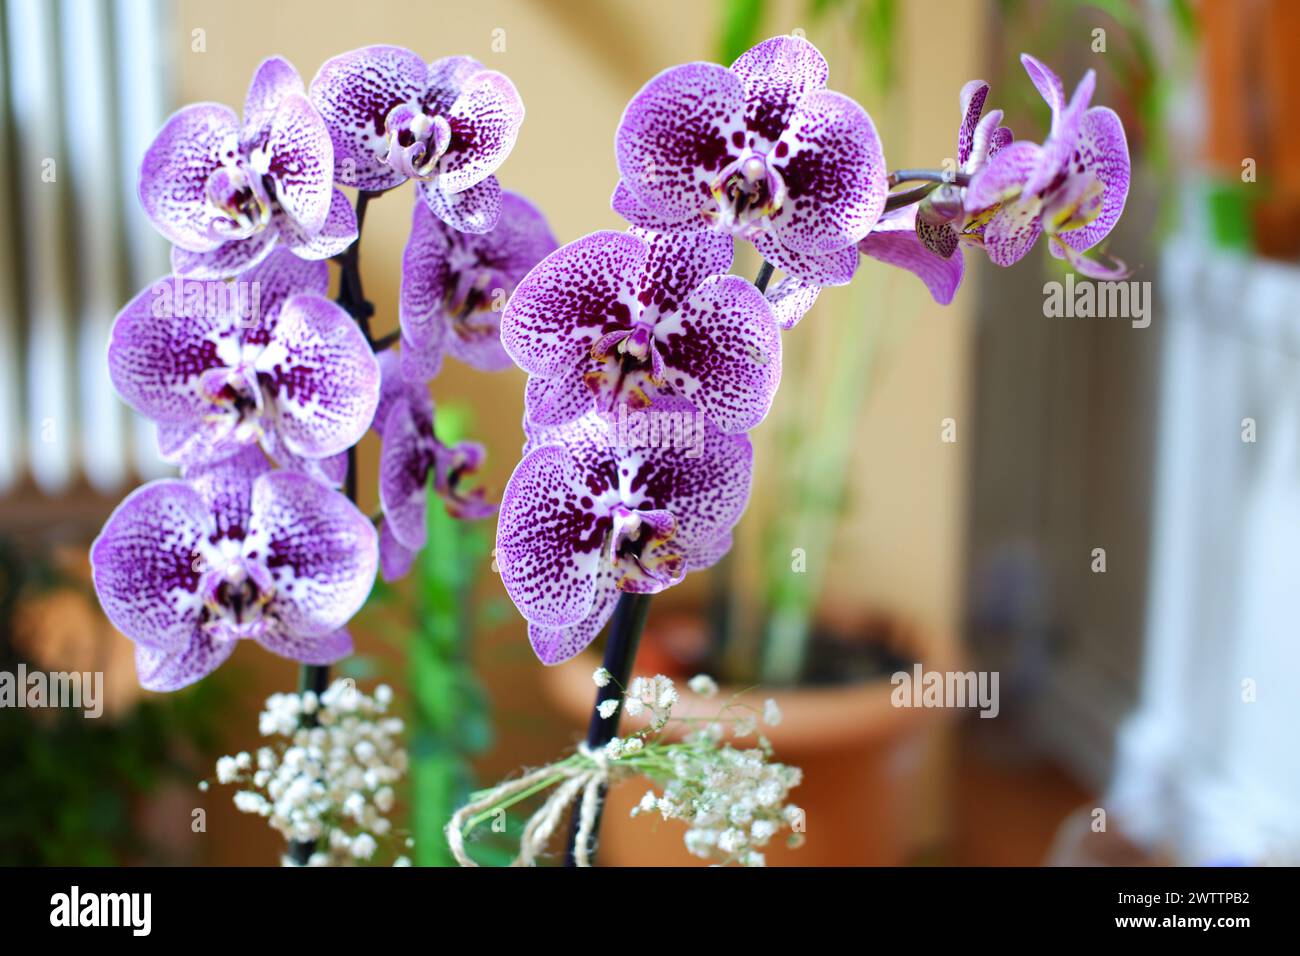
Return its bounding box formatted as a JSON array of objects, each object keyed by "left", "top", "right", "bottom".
[{"left": 1, "top": 0, "right": 1297, "bottom": 866}]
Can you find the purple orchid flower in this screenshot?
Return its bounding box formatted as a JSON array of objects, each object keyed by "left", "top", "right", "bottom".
[
  {"left": 399, "top": 190, "right": 558, "bottom": 383},
  {"left": 374, "top": 352, "right": 495, "bottom": 581},
  {"left": 858, "top": 79, "right": 1012, "bottom": 305},
  {"left": 90, "top": 447, "right": 378, "bottom": 691},
  {"left": 108, "top": 247, "right": 380, "bottom": 487},
  {"left": 501, "top": 228, "right": 781, "bottom": 435},
  {"left": 612, "top": 35, "right": 887, "bottom": 286},
  {"left": 309, "top": 46, "right": 524, "bottom": 235},
  {"left": 140, "top": 57, "right": 357, "bottom": 280},
  {"left": 496, "top": 397, "right": 752, "bottom": 664},
  {"left": 963, "top": 55, "right": 1130, "bottom": 278}
]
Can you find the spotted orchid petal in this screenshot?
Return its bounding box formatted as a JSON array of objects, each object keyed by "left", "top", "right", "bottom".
[
  {"left": 501, "top": 230, "right": 644, "bottom": 378},
  {"left": 611, "top": 180, "right": 704, "bottom": 234},
  {"left": 400, "top": 190, "right": 557, "bottom": 381},
  {"left": 524, "top": 372, "right": 594, "bottom": 429},
  {"left": 172, "top": 227, "right": 279, "bottom": 279},
  {"left": 108, "top": 279, "right": 243, "bottom": 426},
  {"left": 419, "top": 174, "right": 502, "bottom": 234},
  {"left": 278, "top": 188, "right": 359, "bottom": 260},
  {"left": 265, "top": 92, "right": 334, "bottom": 234},
  {"left": 731, "top": 35, "right": 829, "bottom": 145},
  {"left": 1050, "top": 107, "right": 1130, "bottom": 255},
  {"left": 497, "top": 443, "right": 606, "bottom": 629},
  {"left": 139, "top": 104, "right": 241, "bottom": 252},
  {"left": 501, "top": 399, "right": 752, "bottom": 659},
  {"left": 247, "top": 471, "right": 378, "bottom": 642},
  {"left": 527, "top": 566, "right": 620, "bottom": 666},
  {"left": 957, "top": 80, "right": 990, "bottom": 168},
  {"left": 309, "top": 44, "right": 427, "bottom": 192},
  {"left": 983, "top": 195, "right": 1044, "bottom": 267},
  {"left": 90, "top": 479, "right": 208, "bottom": 652},
  {"left": 438, "top": 70, "right": 524, "bottom": 194},
  {"left": 380, "top": 520, "right": 417, "bottom": 583},
  {"left": 616, "top": 62, "right": 744, "bottom": 223},
  {"left": 252, "top": 294, "right": 380, "bottom": 460},
  {"left": 135, "top": 633, "right": 239, "bottom": 692},
  {"left": 1025, "top": 68, "right": 1095, "bottom": 198},
  {"left": 859, "top": 206, "right": 965, "bottom": 305},
  {"left": 765, "top": 275, "right": 821, "bottom": 330},
  {"left": 378, "top": 393, "right": 434, "bottom": 551},
  {"left": 655, "top": 274, "right": 781, "bottom": 433},
  {"left": 1020, "top": 53, "right": 1066, "bottom": 123},
  {"left": 752, "top": 230, "right": 859, "bottom": 286},
  {"left": 768, "top": 90, "right": 888, "bottom": 255},
  {"left": 238, "top": 246, "right": 331, "bottom": 330},
  {"left": 243, "top": 56, "right": 305, "bottom": 148}
]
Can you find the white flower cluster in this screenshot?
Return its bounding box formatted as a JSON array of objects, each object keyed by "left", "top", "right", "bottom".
[
  {"left": 213, "top": 680, "right": 409, "bottom": 867},
  {"left": 615, "top": 674, "right": 803, "bottom": 867}
]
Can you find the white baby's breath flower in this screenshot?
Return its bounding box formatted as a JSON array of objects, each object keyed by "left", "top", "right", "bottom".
[
  {"left": 621, "top": 737, "right": 644, "bottom": 755},
  {"left": 215, "top": 679, "right": 406, "bottom": 867},
  {"left": 623, "top": 696, "right": 644, "bottom": 717},
  {"left": 688, "top": 674, "right": 719, "bottom": 698},
  {"left": 598, "top": 699, "right": 619, "bottom": 719},
  {"left": 763, "top": 699, "right": 782, "bottom": 728},
  {"left": 592, "top": 667, "right": 611, "bottom": 688},
  {"left": 350, "top": 833, "right": 378, "bottom": 860}
]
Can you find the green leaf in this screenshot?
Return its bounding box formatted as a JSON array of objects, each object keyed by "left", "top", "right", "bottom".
[{"left": 719, "top": 0, "right": 767, "bottom": 64}]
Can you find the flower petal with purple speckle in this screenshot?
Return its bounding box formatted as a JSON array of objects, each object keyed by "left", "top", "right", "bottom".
[
  {"left": 309, "top": 44, "right": 427, "bottom": 192},
  {"left": 731, "top": 35, "right": 828, "bottom": 146},
  {"left": 439, "top": 70, "right": 524, "bottom": 194},
  {"left": 252, "top": 293, "right": 380, "bottom": 460},
  {"left": 655, "top": 274, "right": 781, "bottom": 433},
  {"left": 616, "top": 62, "right": 744, "bottom": 223},
  {"left": 139, "top": 104, "right": 241, "bottom": 252},
  {"left": 499, "top": 398, "right": 753, "bottom": 662},
  {"left": 859, "top": 206, "right": 966, "bottom": 304},
  {"left": 400, "top": 190, "right": 557, "bottom": 381},
  {"left": 247, "top": 470, "right": 378, "bottom": 640},
  {"left": 769, "top": 89, "right": 887, "bottom": 256},
  {"left": 90, "top": 479, "right": 208, "bottom": 651},
  {"left": 765, "top": 275, "right": 821, "bottom": 330},
  {"left": 264, "top": 92, "right": 334, "bottom": 234}
]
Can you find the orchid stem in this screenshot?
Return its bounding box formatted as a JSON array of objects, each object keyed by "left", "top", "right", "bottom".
[
  {"left": 562, "top": 592, "right": 653, "bottom": 867},
  {"left": 886, "top": 168, "right": 970, "bottom": 188},
  {"left": 288, "top": 188, "right": 375, "bottom": 866},
  {"left": 884, "top": 182, "right": 940, "bottom": 212},
  {"left": 754, "top": 259, "right": 775, "bottom": 294}
]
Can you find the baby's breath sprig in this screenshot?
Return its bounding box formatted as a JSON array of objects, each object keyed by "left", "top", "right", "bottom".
[
  {"left": 210, "top": 679, "right": 411, "bottom": 867},
  {"left": 445, "top": 674, "right": 803, "bottom": 867}
]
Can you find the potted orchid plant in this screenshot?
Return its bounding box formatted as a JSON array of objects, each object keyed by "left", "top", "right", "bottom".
[{"left": 88, "top": 28, "right": 1127, "bottom": 867}]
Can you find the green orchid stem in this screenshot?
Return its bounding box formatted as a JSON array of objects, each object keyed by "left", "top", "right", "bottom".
[
  {"left": 562, "top": 591, "right": 653, "bottom": 867},
  {"left": 886, "top": 168, "right": 971, "bottom": 188},
  {"left": 287, "top": 188, "right": 376, "bottom": 867}
]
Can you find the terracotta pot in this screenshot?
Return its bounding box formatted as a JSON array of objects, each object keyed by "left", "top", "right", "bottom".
[{"left": 540, "top": 612, "right": 955, "bottom": 866}]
